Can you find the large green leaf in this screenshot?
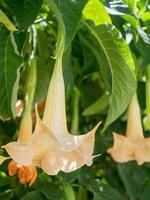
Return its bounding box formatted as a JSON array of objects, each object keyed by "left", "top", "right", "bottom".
[
  {"left": 81, "top": 22, "right": 136, "bottom": 130},
  {"left": 34, "top": 177, "right": 65, "bottom": 200},
  {"left": 4, "top": 0, "right": 43, "bottom": 30},
  {"left": 117, "top": 162, "right": 146, "bottom": 200},
  {"left": 0, "top": 28, "right": 22, "bottom": 120},
  {"left": 79, "top": 167, "right": 124, "bottom": 200},
  {"left": 47, "top": 0, "right": 88, "bottom": 50}
]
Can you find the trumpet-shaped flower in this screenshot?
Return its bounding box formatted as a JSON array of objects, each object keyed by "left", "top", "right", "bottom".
[
  {"left": 3, "top": 55, "right": 100, "bottom": 175},
  {"left": 107, "top": 93, "right": 150, "bottom": 165}
]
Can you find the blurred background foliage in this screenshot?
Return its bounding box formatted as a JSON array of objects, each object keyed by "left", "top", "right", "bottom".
[{"left": 0, "top": 0, "right": 150, "bottom": 199}]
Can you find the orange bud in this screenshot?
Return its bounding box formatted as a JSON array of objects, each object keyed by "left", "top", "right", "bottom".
[
  {"left": 8, "top": 160, "right": 37, "bottom": 186},
  {"left": 18, "top": 165, "right": 37, "bottom": 186},
  {"left": 8, "top": 160, "right": 18, "bottom": 176}
]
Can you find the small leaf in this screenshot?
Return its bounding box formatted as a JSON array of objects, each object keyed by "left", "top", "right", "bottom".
[
  {"left": 0, "top": 10, "right": 17, "bottom": 31},
  {"left": 83, "top": 0, "right": 112, "bottom": 26}
]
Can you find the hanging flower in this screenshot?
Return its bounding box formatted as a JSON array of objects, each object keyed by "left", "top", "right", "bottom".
[
  {"left": 107, "top": 93, "right": 150, "bottom": 165},
  {"left": 3, "top": 55, "right": 100, "bottom": 175}
]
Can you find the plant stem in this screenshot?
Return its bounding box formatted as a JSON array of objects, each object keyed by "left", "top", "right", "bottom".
[
  {"left": 64, "top": 184, "right": 76, "bottom": 200},
  {"left": 78, "top": 187, "right": 88, "bottom": 200}
]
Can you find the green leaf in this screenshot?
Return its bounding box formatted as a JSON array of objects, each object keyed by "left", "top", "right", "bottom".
[
  {"left": 140, "top": 180, "right": 150, "bottom": 200},
  {"left": 92, "top": 182, "right": 124, "bottom": 200},
  {"left": 117, "top": 162, "right": 146, "bottom": 200},
  {"left": 83, "top": 92, "right": 109, "bottom": 116},
  {"left": 60, "top": 169, "right": 80, "bottom": 184},
  {"left": 0, "top": 28, "right": 22, "bottom": 120},
  {"left": 34, "top": 180, "right": 65, "bottom": 200},
  {"left": 79, "top": 167, "right": 124, "bottom": 200},
  {"left": 83, "top": 0, "right": 112, "bottom": 26},
  {"left": 0, "top": 10, "right": 17, "bottom": 31},
  {"left": 47, "top": 0, "right": 88, "bottom": 49},
  {"left": 123, "top": 0, "right": 136, "bottom": 10},
  {"left": 21, "top": 191, "right": 46, "bottom": 200},
  {"left": 82, "top": 22, "right": 136, "bottom": 130},
  {"left": 4, "top": 0, "right": 43, "bottom": 30},
  {"left": 141, "top": 11, "right": 150, "bottom": 22}
]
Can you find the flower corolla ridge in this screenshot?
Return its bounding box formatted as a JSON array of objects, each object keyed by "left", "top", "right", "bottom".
[
  {"left": 107, "top": 93, "right": 150, "bottom": 165},
  {"left": 3, "top": 54, "right": 101, "bottom": 175}
]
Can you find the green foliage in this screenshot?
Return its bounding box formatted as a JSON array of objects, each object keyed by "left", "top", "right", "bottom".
[
  {"left": 80, "top": 22, "right": 136, "bottom": 130},
  {"left": 47, "top": 0, "right": 88, "bottom": 49},
  {"left": 0, "top": 0, "right": 149, "bottom": 199},
  {"left": 117, "top": 162, "right": 146, "bottom": 200},
  {"left": 4, "top": 0, "right": 43, "bottom": 30},
  {"left": 83, "top": 0, "right": 112, "bottom": 25},
  {"left": 0, "top": 28, "right": 22, "bottom": 119}
]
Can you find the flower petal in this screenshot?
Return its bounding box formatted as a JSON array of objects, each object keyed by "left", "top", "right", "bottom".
[
  {"left": 55, "top": 122, "right": 101, "bottom": 152},
  {"left": 42, "top": 55, "right": 101, "bottom": 153},
  {"left": 107, "top": 133, "right": 135, "bottom": 163},
  {"left": 134, "top": 138, "right": 150, "bottom": 165},
  {"left": 3, "top": 142, "right": 32, "bottom": 166},
  {"left": 41, "top": 147, "right": 88, "bottom": 174}
]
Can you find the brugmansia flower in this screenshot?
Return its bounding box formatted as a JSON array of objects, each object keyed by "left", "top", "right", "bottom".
[
  {"left": 8, "top": 160, "right": 37, "bottom": 186},
  {"left": 107, "top": 93, "right": 150, "bottom": 165},
  {"left": 3, "top": 55, "right": 100, "bottom": 175}
]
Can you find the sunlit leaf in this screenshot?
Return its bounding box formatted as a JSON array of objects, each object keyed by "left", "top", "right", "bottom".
[
  {"left": 83, "top": 0, "right": 111, "bottom": 26},
  {"left": 81, "top": 22, "right": 136, "bottom": 130}
]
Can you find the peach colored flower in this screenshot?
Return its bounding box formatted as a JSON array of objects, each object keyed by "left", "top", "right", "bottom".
[
  {"left": 3, "top": 55, "right": 100, "bottom": 174},
  {"left": 8, "top": 160, "right": 37, "bottom": 186},
  {"left": 107, "top": 93, "right": 150, "bottom": 165}
]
